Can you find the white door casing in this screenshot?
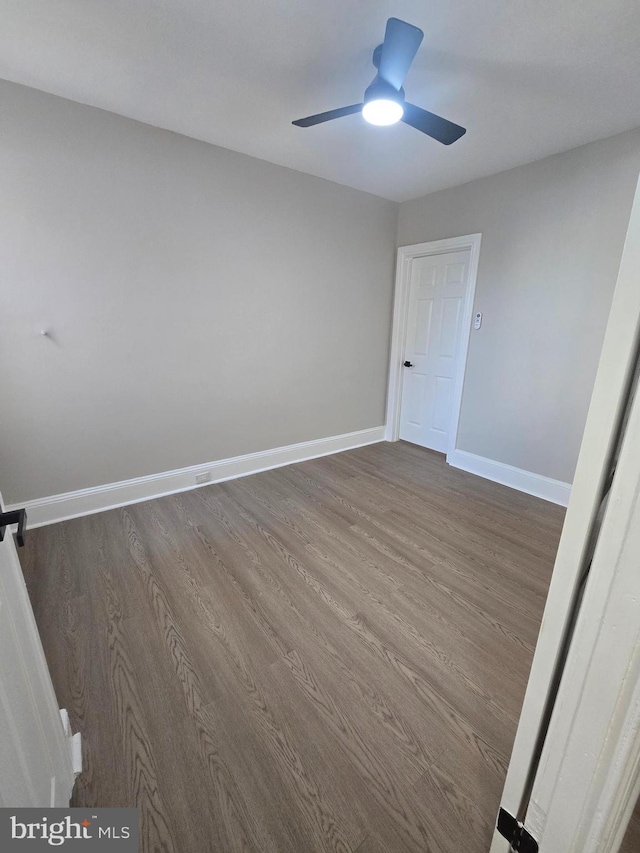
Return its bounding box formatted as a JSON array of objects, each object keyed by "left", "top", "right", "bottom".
[
  {"left": 386, "top": 234, "right": 482, "bottom": 454},
  {"left": 399, "top": 249, "right": 470, "bottom": 452},
  {"left": 489, "top": 174, "right": 640, "bottom": 852},
  {"left": 0, "top": 527, "right": 75, "bottom": 807},
  {"left": 531, "top": 370, "right": 640, "bottom": 852}
]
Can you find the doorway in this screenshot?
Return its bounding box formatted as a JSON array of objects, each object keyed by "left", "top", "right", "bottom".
[{"left": 386, "top": 234, "right": 482, "bottom": 456}]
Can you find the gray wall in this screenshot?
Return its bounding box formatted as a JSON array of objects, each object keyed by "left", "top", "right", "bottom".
[
  {"left": 398, "top": 129, "right": 640, "bottom": 484},
  {"left": 0, "top": 81, "right": 398, "bottom": 503}
]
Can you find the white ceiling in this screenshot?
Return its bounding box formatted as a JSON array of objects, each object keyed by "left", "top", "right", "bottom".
[{"left": 1, "top": 1, "right": 639, "bottom": 202}]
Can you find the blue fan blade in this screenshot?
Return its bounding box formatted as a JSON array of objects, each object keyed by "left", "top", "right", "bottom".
[
  {"left": 402, "top": 103, "right": 466, "bottom": 145},
  {"left": 378, "top": 18, "right": 424, "bottom": 91},
  {"left": 292, "top": 104, "right": 363, "bottom": 127}
]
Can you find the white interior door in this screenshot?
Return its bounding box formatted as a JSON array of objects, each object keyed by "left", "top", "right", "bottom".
[
  {"left": 399, "top": 249, "right": 471, "bottom": 452},
  {"left": 0, "top": 523, "right": 75, "bottom": 806}
]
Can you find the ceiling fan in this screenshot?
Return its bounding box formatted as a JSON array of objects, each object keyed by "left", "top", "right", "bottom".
[{"left": 292, "top": 17, "right": 466, "bottom": 145}]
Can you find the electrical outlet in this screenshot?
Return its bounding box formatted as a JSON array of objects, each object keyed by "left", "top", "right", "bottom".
[{"left": 195, "top": 472, "right": 211, "bottom": 485}]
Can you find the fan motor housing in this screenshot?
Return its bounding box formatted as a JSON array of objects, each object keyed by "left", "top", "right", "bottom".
[{"left": 364, "top": 75, "right": 405, "bottom": 105}]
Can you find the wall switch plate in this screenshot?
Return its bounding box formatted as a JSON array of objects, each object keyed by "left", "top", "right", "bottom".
[
  {"left": 195, "top": 472, "right": 211, "bottom": 484},
  {"left": 474, "top": 312, "right": 483, "bottom": 330}
]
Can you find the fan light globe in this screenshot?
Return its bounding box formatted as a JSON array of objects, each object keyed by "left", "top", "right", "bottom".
[{"left": 362, "top": 99, "right": 404, "bottom": 126}]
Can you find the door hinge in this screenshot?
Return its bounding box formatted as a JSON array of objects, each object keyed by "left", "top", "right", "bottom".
[{"left": 497, "top": 808, "right": 539, "bottom": 853}]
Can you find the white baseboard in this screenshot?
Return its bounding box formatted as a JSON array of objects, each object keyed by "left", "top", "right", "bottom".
[
  {"left": 8, "top": 427, "right": 385, "bottom": 528},
  {"left": 447, "top": 448, "right": 572, "bottom": 506}
]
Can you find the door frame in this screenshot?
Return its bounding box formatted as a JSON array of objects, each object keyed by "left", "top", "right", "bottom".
[
  {"left": 527, "top": 409, "right": 640, "bottom": 853},
  {"left": 489, "top": 175, "right": 640, "bottom": 852},
  {"left": 385, "top": 233, "right": 482, "bottom": 452}
]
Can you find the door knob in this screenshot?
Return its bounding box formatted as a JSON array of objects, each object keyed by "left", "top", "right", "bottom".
[{"left": 403, "top": 360, "right": 414, "bottom": 367}]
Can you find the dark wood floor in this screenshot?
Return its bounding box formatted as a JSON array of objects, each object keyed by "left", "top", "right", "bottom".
[
  {"left": 621, "top": 795, "right": 640, "bottom": 853},
  {"left": 21, "top": 442, "right": 565, "bottom": 853}
]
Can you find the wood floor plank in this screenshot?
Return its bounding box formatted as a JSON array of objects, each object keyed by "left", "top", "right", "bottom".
[
  {"left": 275, "top": 648, "right": 447, "bottom": 852},
  {"left": 126, "top": 496, "right": 369, "bottom": 851},
  {"left": 299, "top": 524, "right": 529, "bottom": 722},
  {"left": 350, "top": 762, "right": 495, "bottom": 853},
  {"left": 195, "top": 494, "right": 454, "bottom": 773},
  {"left": 209, "top": 690, "right": 362, "bottom": 853},
  {"left": 20, "top": 441, "right": 565, "bottom": 853},
  {"left": 620, "top": 796, "right": 640, "bottom": 853},
  {"left": 176, "top": 486, "right": 456, "bottom": 783},
  {"left": 200, "top": 485, "right": 499, "bottom": 774}
]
